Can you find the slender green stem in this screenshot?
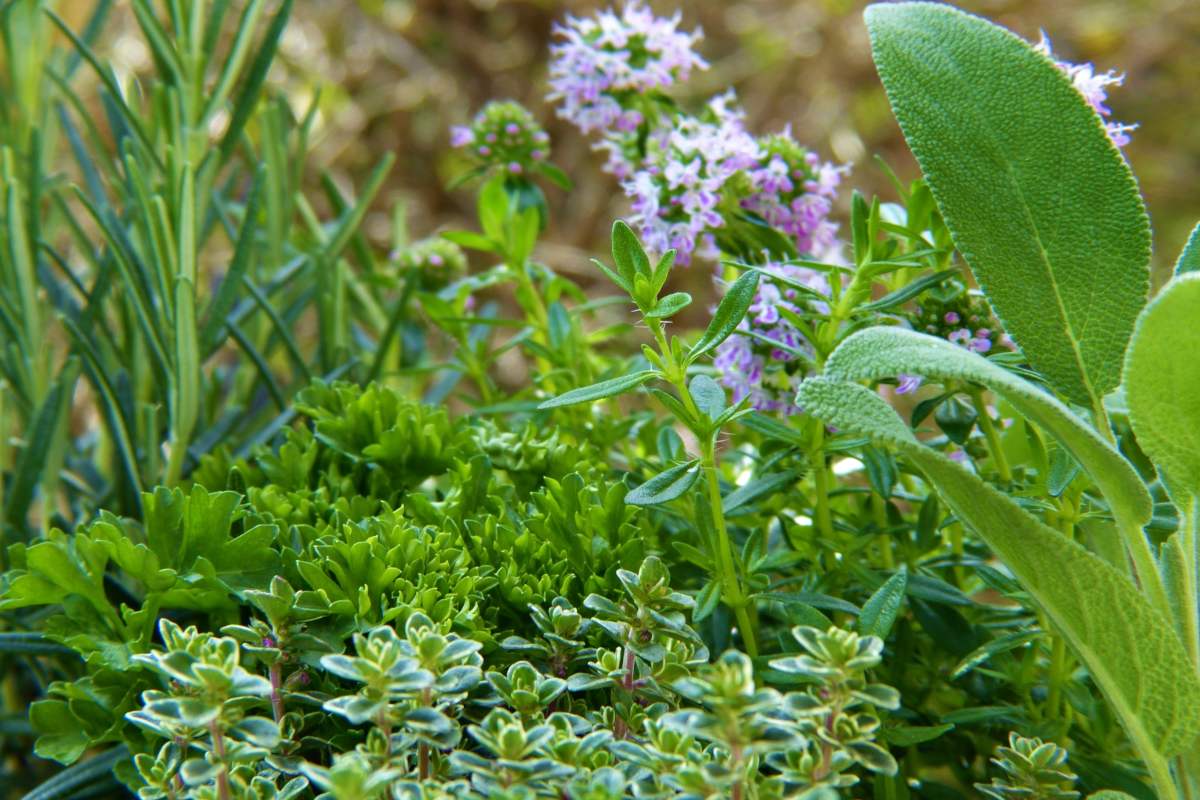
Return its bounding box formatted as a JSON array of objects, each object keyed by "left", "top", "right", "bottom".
[
  {"left": 872, "top": 494, "right": 894, "bottom": 570},
  {"left": 1178, "top": 754, "right": 1197, "bottom": 800},
  {"left": 647, "top": 317, "right": 758, "bottom": 656},
  {"left": 703, "top": 440, "right": 759, "bottom": 658},
  {"left": 1045, "top": 508, "right": 1078, "bottom": 724},
  {"left": 509, "top": 256, "right": 559, "bottom": 392},
  {"left": 1112, "top": 500, "right": 1173, "bottom": 623},
  {"left": 1183, "top": 498, "right": 1200, "bottom": 668},
  {"left": 164, "top": 435, "right": 188, "bottom": 488},
  {"left": 1046, "top": 625, "right": 1067, "bottom": 722},
  {"left": 1091, "top": 396, "right": 1116, "bottom": 445},
  {"left": 510, "top": 257, "right": 550, "bottom": 333},
  {"left": 1145, "top": 751, "right": 1182, "bottom": 800},
  {"left": 807, "top": 417, "right": 836, "bottom": 554},
  {"left": 970, "top": 389, "right": 1012, "bottom": 483}
]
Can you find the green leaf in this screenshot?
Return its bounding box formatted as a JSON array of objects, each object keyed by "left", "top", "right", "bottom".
[
  {"left": 21, "top": 745, "right": 128, "bottom": 798},
  {"left": 442, "top": 230, "right": 498, "bottom": 253},
  {"left": 689, "top": 374, "right": 725, "bottom": 422},
  {"left": 645, "top": 291, "right": 692, "bottom": 319},
  {"left": 201, "top": 169, "right": 263, "bottom": 355},
  {"left": 865, "top": 2, "right": 1151, "bottom": 407},
  {"left": 858, "top": 268, "right": 958, "bottom": 313},
  {"left": 0, "top": 633, "right": 75, "bottom": 657},
  {"left": 1175, "top": 222, "right": 1200, "bottom": 276},
  {"left": 858, "top": 569, "right": 908, "bottom": 639},
  {"left": 216, "top": 0, "right": 293, "bottom": 166},
  {"left": 537, "top": 370, "right": 657, "bottom": 409},
  {"left": 825, "top": 326, "right": 1153, "bottom": 529},
  {"left": 796, "top": 377, "right": 1200, "bottom": 761},
  {"left": 4, "top": 362, "right": 79, "bottom": 530},
  {"left": 879, "top": 723, "right": 953, "bottom": 746},
  {"left": 764, "top": 592, "right": 860, "bottom": 616},
  {"left": 951, "top": 629, "right": 1043, "bottom": 679},
  {"left": 689, "top": 271, "right": 759, "bottom": 363},
  {"left": 722, "top": 470, "right": 802, "bottom": 515},
  {"left": 625, "top": 461, "right": 701, "bottom": 506},
  {"left": 29, "top": 701, "right": 91, "bottom": 764},
  {"left": 651, "top": 249, "right": 677, "bottom": 294},
  {"left": 1126, "top": 275, "right": 1200, "bottom": 499},
  {"left": 694, "top": 580, "right": 721, "bottom": 622},
  {"left": 611, "top": 220, "right": 649, "bottom": 285}
]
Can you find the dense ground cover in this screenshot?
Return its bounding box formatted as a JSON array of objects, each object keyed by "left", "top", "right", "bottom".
[{"left": 2, "top": 1, "right": 1200, "bottom": 798}]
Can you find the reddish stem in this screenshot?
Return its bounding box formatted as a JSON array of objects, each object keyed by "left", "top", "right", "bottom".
[
  {"left": 208, "top": 721, "right": 231, "bottom": 800},
  {"left": 613, "top": 646, "right": 637, "bottom": 740},
  {"left": 269, "top": 661, "right": 285, "bottom": 723}
]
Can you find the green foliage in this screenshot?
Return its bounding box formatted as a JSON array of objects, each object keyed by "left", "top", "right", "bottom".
[
  {"left": 4, "top": 1, "right": 1200, "bottom": 798},
  {"left": 976, "top": 733, "right": 1080, "bottom": 800},
  {"left": 797, "top": 377, "right": 1200, "bottom": 794},
  {"left": 865, "top": 2, "right": 1151, "bottom": 408},
  {"left": 825, "top": 327, "right": 1151, "bottom": 525},
  {"left": 1125, "top": 275, "right": 1200, "bottom": 500}
]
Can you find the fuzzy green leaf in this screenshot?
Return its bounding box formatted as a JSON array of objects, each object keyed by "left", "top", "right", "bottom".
[
  {"left": 825, "top": 326, "right": 1152, "bottom": 525},
  {"left": 1175, "top": 222, "right": 1200, "bottom": 276},
  {"left": 797, "top": 377, "right": 1200, "bottom": 760},
  {"left": 537, "top": 369, "right": 657, "bottom": 409},
  {"left": 1126, "top": 274, "right": 1200, "bottom": 499},
  {"left": 865, "top": 2, "right": 1151, "bottom": 407}
]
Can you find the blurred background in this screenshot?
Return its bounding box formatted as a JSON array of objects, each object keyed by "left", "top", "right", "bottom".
[{"left": 98, "top": 0, "right": 1200, "bottom": 284}]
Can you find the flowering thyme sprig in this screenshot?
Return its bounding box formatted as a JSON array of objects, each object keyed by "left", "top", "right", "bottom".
[
  {"left": 547, "top": 1, "right": 706, "bottom": 136},
  {"left": 1036, "top": 34, "right": 1136, "bottom": 147}
]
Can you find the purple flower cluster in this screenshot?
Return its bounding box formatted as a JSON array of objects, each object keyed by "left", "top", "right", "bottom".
[
  {"left": 546, "top": 4, "right": 847, "bottom": 413},
  {"left": 741, "top": 130, "right": 849, "bottom": 261},
  {"left": 1035, "top": 34, "right": 1136, "bottom": 147},
  {"left": 450, "top": 100, "right": 551, "bottom": 176},
  {"left": 621, "top": 97, "right": 848, "bottom": 267},
  {"left": 393, "top": 237, "right": 468, "bottom": 291},
  {"left": 548, "top": 6, "right": 846, "bottom": 270},
  {"left": 714, "top": 260, "right": 829, "bottom": 414},
  {"left": 547, "top": 2, "right": 707, "bottom": 135},
  {"left": 622, "top": 94, "right": 759, "bottom": 264}
]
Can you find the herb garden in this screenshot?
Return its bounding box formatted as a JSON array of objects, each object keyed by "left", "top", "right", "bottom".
[{"left": 3, "top": 1, "right": 1200, "bottom": 798}]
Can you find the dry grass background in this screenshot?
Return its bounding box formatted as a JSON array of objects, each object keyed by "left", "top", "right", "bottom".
[{"left": 95, "top": 0, "right": 1200, "bottom": 289}]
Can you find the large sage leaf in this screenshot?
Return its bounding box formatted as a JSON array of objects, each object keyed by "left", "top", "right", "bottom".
[
  {"left": 1126, "top": 275, "right": 1200, "bottom": 497},
  {"left": 1175, "top": 223, "right": 1200, "bottom": 276},
  {"left": 865, "top": 2, "right": 1151, "bottom": 408},
  {"left": 796, "top": 377, "right": 1200, "bottom": 762},
  {"left": 825, "top": 326, "right": 1152, "bottom": 524}
]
